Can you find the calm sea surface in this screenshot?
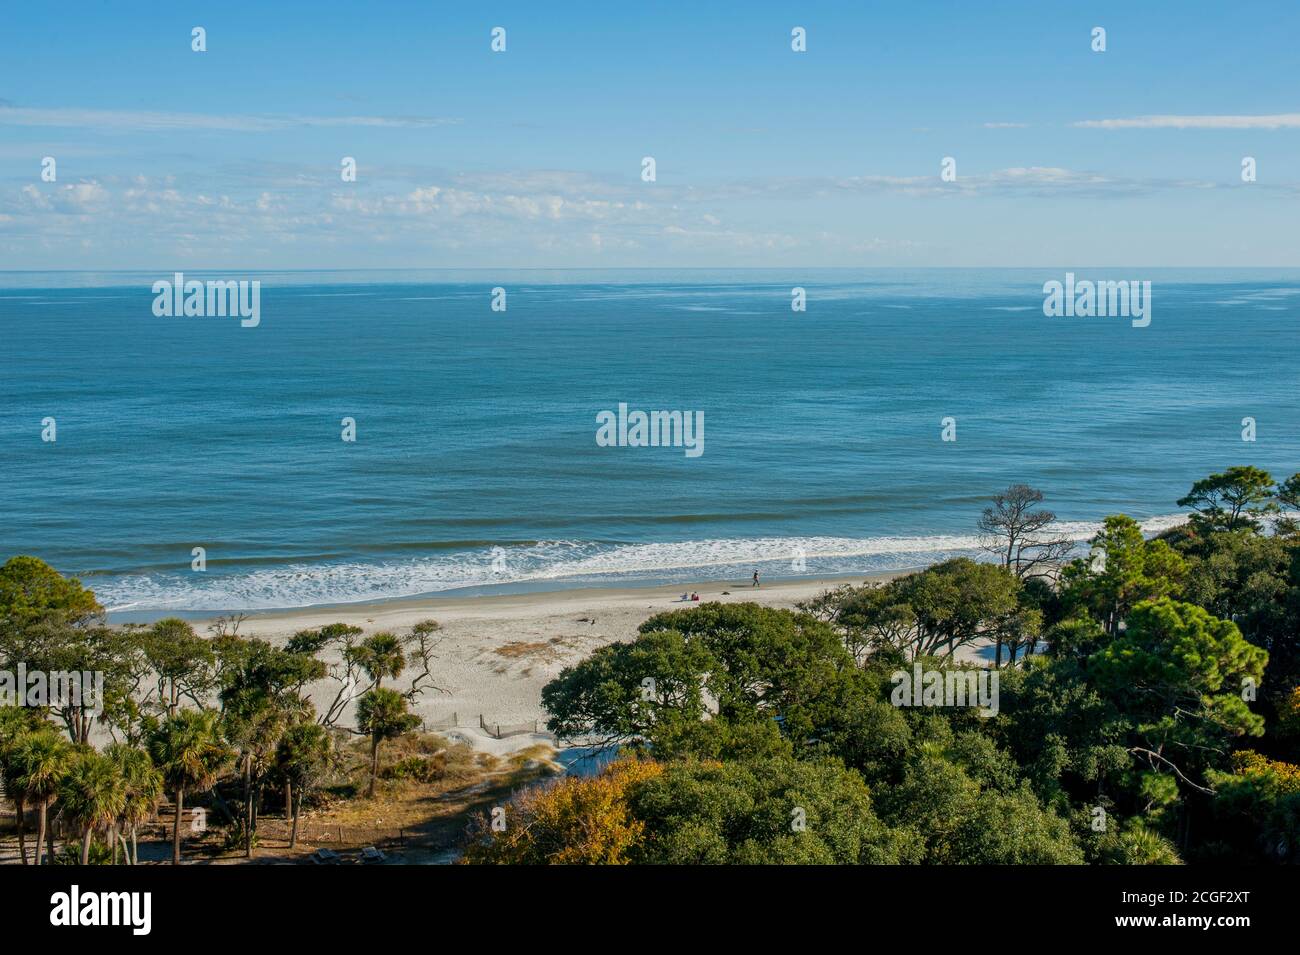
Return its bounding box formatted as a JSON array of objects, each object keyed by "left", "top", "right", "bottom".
[{"left": 2, "top": 268, "right": 1297, "bottom": 613}]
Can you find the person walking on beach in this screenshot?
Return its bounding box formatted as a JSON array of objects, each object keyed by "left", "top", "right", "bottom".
[{"left": 752, "top": 570, "right": 760, "bottom": 588}]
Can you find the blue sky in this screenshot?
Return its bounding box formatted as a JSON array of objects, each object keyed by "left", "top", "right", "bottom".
[{"left": 2, "top": 0, "right": 1298, "bottom": 269}]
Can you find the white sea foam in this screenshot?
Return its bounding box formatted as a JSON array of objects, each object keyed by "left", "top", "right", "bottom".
[{"left": 94, "top": 514, "right": 1190, "bottom": 613}]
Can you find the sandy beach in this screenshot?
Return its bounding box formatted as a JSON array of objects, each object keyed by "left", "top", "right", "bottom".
[{"left": 212, "top": 574, "right": 896, "bottom": 749}]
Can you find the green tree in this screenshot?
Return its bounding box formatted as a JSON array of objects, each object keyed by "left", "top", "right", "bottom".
[
  {"left": 58, "top": 750, "right": 126, "bottom": 865},
  {"left": 1178, "top": 530, "right": 1290, "bottom": 626},
  {"left": 636, "top": 603, "right": 863, "bottom": 736},
  {"left": 542, "top": 628, "right": 715, "bottom": 747},
  {"left": 144, "top": 618, "right": 216, "bottom": 717},
  {"left": 1205, "top": 751, "right": 1300, "bottom": 863},
  {"left": 1091, "top": 598, "right": 1268, "bottom": 796},
  {"left": 1175, "top": 528, "right": 1300, "bottom": 699},
  {"left": 287, "top": 623, "right": 364, "bottom": 727},
  {"left": 1000, "top": 605, "right": 1044, "bottom": 665},
  {"left": 466, "top": 755, "right": 920, "bottom": 865},
  {"left": 106, "top": 743, "right": 163, "bottom": 865},
  {"left": 1177, "top": 466, "right": 1276, "bottom": 533},
  {"left": 890, "top": 559, "right": 1021, "bottom": 662},
  {"left": 626, "top": 755, "right": 920, "bottom": 864},
  {"left": 0, "top": 706, "right": 44, "bottom": 864},
  {"left": 808, "top": 562, "right": 1023, "bottom": 665},
  {"left": 993, "top": 659, "right": 1130, "bottom": 810},
  {"left": 355, "top": 632, "right": 405, "bottom": 690},
  {"left": 799, "top": 583, "right": 918, "bottom": 664},
  {"left": 275, "top": 722, "right": 331, "bottom": 847},
  {"left": 214, "top": 635, "right": 325, "bottom": 706},
  {"left": 1092, "top": 820, "right": 1183, "bottom": 865},
  {"left": 1060, "top": 515, "right": 1186, "bottom": 635},
  {"left": 1278, "top": 472, "right": 1300, "bottom": 510},
  {"left": 5, "top": 620, "right": 148, "bottom": 745},
  {"left": 147, "top": 709, "right": 232, "bottom": 864},
  {"left": 216, "top": 638, "right": 316, "bottom": 858},
  {"left": 13, "top": 729, "right": 73, "bottom": 865},
  {"left": 1043, "top": 616, "right": 1109, "bottom": 664},
  {"left": 871, "top": 745, "right": 1083, "bottom": 864},
  {"left": 631, "top": 753, "right": 920, "bottom": 867},
  {"left": 224, "top": 695, "right": 293, "bottom": 858},
  {"left": 810, "top": 668, "right": 915, "bottom": 784},
  {"left": 0, "top": 555, "right": 102, "bottom": 628},
  {"left": 355, "top": 688, "right": 419, "bottom": 798}
]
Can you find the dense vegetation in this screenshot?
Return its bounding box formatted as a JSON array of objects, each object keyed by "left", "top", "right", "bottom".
[
  {"left": 5, "top": 465, "right": 1298, "bottom": 865},
  {"left": 0, "top": 562, "right": 446, "bottom": 864},
  {"left": 466, "top": 468, "right": 1300, "bottom": 865}
]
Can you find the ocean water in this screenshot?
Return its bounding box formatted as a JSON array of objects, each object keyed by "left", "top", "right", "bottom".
[{"left": 2, "top": 268, "right": 1297, "bottom": 614}]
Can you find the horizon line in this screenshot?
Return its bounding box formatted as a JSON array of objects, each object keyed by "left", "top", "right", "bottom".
[{"left": 4, "top": 265, "right": 1300, "bottom": 274}]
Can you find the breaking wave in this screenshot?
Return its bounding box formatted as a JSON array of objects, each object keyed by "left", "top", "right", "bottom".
[{"left": 93, "top": 514, "right": 1190, "bottom": 613}]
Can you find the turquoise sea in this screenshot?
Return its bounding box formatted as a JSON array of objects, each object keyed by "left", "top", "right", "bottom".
[{"left": 2, "top": 268, "right": 1297, "bottom": 614}]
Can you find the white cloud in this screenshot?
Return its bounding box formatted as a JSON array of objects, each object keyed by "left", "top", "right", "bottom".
[
  {"left": 0, "top": 106, "right": 460, "bottom": 132},
  {"left": 0, "top": 152, "right": 1257, "bottom": 268},
  {"left": 333, "top": 185, "right": 635, "bottom": 223},
  {"left": 694, "top": 166, "right": 1212, "bottom": 200},
  {"left": 20, "top": 181, "right": 108, "bottom": 212},
  {"left": 1074, "top": 113, "right": 1300, "bottom": 130}
]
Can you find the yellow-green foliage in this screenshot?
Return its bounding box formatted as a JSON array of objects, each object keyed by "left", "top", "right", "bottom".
[
  {"left": 463, "top": 757, "right": 663, "bottom": 865},
  {"left": 1229, "top": 750, "right": 1300, "bottom": 795}
]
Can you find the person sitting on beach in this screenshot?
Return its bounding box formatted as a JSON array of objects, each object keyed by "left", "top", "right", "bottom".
[
  {"left": 680, "top": 592, "right": 690, "bottom": 601},
  {"left": 691, "top": 592, "right": 700, "bottom": 601}
]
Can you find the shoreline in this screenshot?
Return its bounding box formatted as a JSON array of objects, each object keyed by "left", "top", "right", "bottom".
[
  {"left": 95, "top": 514, "right": 1193, "bottom": 626},
  {"left": 105, "top": 568, "right": 922, "bottom": 625},
  {"left": 210, "top": 570, "right": 903, "bottom": 631},
  {"left": 189, "top": 572, "right": 905, "bottom": 749}
]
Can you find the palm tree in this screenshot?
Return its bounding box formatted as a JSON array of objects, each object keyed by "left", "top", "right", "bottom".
[
  {"left": 58, "top": 750, "right": 127, "bottom": 865},
  {"left": 356, "top": 632, "right": 405, "bottom": 689},
  {"left": 0, "top": 705, "right": 40, "bottom": 864},
  {"left": 13, "top": 730, "right": 72, "bottom": 865},
  {"left": 223, "top": 696, "right": 291, "bottom": 858},
  {"left": 275, "top": 722, "right": 331, "bottom": 848},
  {"left": 147, "top": 709, "right": 232, "bottom": 864},
  {"left": 355, "top": 689, "right": 418, "bottom": 798},
  {"left": 106, "top": 743, "right": 163, "bottom": 865}
]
